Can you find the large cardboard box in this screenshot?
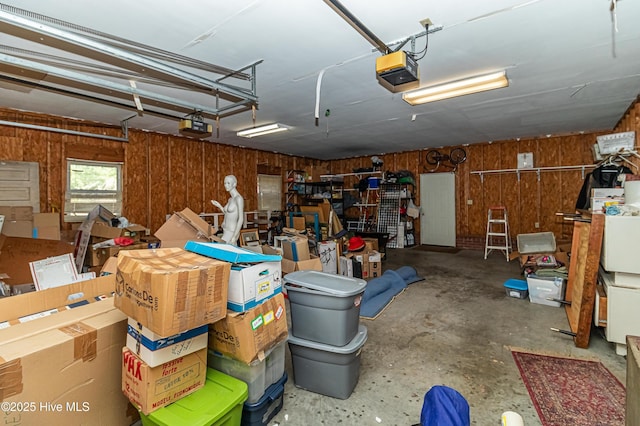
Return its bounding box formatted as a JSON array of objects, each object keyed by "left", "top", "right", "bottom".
[
  {"left": 122, "top": 346, "right": 207, "bottom": 415},
  {"left": 0, "top": 274, "right": 116, "bottom": 327},
  {"left": 281, "top": 255, "right": 323, "bottom": 274},
  {"left": 0, "top": 206, "right": 33, "bottom": 221},
  {"left": 208, "top": 293, "right": 288, "bottom": 364},
  {"left": 1, "top": 219, "right": 33, "bottom": 238},
  {"left": 33, "top": 212, "right": 61, "bottom": 240},
  {"left": 126, "top": 318, "right": 209, "bottom": 368},
  {"left": 86, "top": 241, "right": 149, "bottom": 267},
  {"left": 154, "top": 208, "right": 217, "bottom": 248},
  {"left": 0, "top": 235, "right": 75, "bottom": 286},
  {"left": 0, "top": 277, "right": 137, "bottom": 426},
  {"left": 115, "top": 248, "right": 230, "bottom": 337},
  {"left": 281, "top": 236, "right": 310, "bottom": 261}
]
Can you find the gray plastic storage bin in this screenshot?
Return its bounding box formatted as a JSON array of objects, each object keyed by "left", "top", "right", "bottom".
[
  {"left": 288, "top": 325, "right": 367, "bottom": 399},
  {"left": 284, "top": 270, "right": 367, "bottom": 347}
]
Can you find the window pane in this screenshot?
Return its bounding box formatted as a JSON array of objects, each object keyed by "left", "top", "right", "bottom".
[
  {"left": 70, "top": 164, "right": 119, "bottom": 191},
  {"left": 257, "top": 174, "right": 282, "bottom": 211}
]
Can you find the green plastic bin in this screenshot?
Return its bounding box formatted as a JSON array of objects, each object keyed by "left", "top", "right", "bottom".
[{"left": 140, "top": 368, "right": 248, "bottom": 426}]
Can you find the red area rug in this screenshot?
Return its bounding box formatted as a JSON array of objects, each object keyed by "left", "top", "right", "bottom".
[{"left": 511, "top": 350, "right": 625, "bottom": 426}]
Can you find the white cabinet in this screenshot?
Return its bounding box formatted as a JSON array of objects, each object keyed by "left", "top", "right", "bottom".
[{"left": 600, "top": 268, "right": 640, "bottom": 356}]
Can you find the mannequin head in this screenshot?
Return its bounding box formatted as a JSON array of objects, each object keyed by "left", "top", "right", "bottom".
[{"left": 224, "top": 175, "right": 237, "bottom": 192}]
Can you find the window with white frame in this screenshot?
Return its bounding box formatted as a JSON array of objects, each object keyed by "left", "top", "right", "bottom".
[{"left": 64, "top": 159, "right": 123, "bottom": 222}]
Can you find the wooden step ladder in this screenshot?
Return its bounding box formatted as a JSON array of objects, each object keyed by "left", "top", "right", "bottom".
[{"left": 484, "top": 206, "right": 512, "bottom": 261}]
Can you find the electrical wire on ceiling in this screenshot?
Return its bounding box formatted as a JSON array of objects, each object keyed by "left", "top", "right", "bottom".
[{"left": 411, "top": 22, "right": 431, "bottom": 62}]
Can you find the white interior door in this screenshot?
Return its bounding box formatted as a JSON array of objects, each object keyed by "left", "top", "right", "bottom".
[
  {"left": 420, "top": 173, "right": 455, "bottom": 246},
  {"left": 0, "top": 161, "right": 40, "bottom": 212}
]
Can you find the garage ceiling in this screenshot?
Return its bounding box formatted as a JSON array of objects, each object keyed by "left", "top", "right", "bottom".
[{"left": 1, "top": 0, "right": 639, "bottom": 160}]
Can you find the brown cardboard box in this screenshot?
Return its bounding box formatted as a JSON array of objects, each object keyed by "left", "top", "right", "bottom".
[
  {"left": 0, "top": 274, "right": 115, "bottom": 325},
  {"left": 281, "top": 236, "right": 310, "bottom": 261},
  {"left": 0, "top": 235, "right": 75, "bottom": 286},
  {"left": 0, "top": 205, "right": 33, "bottom": 221},
  {"left": 86, "top": 242, "right": 149, "bottom": 267},
  {"left": 0, "top": 286, "right": 136, "bottom": 426},
  {"left": 33, "top": 212, "right": 61, "bottom": 240},
  {"left": 368, "top": 251, "right": 382, "bottom": 278},
  {"left": 122, "top": 347, "right": 207, "bottom": 415},
  {"left": 115, "top": 248, "right": 230, "bottom": 337},
  {"left": 90, "top": 221, "right": 124, "bottom": 239},
  {"left": 208, "top": 292, "right": 288, "bottom": 364},
  {"left": 1, "top": 219, "right": 32, "bottom": 238},
  {"left": 281, "top": 254, "right": 323, "bottom": 274},
  {"left": 289, "top": 215, "right": 306, "bottom": 231},
  {"left": 155, "top": 208, "right": 217, "bottom": 248},
  {"left": 89, "top": 222, "right": 148, "bottom": 241}
]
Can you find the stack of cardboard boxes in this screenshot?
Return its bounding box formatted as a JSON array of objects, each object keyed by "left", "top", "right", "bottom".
[
  {"left": 279, "top": 235, "right": 322, "bottom": 274},
  {"left": 340, "top": 239, "right": 383, "bottom": 279},
  {"left": 115, "top": 247, "right": 230, "bottom": 415}
]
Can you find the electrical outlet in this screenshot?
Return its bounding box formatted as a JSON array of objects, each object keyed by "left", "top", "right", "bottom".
[
  {"left": 534, "top": 222, "right": 540, "bottom": 228},
  {"left": 420, "top": 18, "right": 433, "bottom": 27},
  {"left": 467, "top": 199, "right": 473, "bottom": 205}
]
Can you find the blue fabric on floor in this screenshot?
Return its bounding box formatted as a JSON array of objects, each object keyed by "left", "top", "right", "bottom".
[
  {"left": 420, "top": 385, "right": 470, "bottom": 426},
  {"left": 360, "top": 267, "right": 423, "bottom": 319}
]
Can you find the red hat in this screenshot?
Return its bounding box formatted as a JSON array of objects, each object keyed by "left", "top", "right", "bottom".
[{"left": 348, "top": 236, "right": 366, "bottom": 252}]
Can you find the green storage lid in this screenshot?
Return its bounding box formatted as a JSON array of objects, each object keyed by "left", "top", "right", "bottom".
[
  {"left": 140, "top": 368, "right": 248, "bottom": 426},
  {"left": 284, "top": 270, "right": 367, "bottom": 297}
]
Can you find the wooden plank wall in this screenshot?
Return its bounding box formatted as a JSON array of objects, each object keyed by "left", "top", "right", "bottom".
[
  {"left": 2, "top": 97, "right": 638, "bottom": 246},
  {"left": 330, "top": 133, "right": 608, "bottom": 247},
  {"left": 0, "top": 108, "right": 324, "bottom": 236}
]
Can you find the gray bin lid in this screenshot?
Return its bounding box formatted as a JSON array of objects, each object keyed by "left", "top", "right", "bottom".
[
  {"left": 288, "top": 324, "right": 368, "bottom": 353},
  {"left": 283, "top": 270, "right": 367, "bottom": 297}
]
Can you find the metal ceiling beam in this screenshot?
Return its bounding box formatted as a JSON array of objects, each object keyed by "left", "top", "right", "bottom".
[
  {"left": 0, "top": 53, "right": 255, "bottom": 116},
  {"left": 323, "top": 0, "right": 391, "bottom": 55},
  {"left": 0, "top": 7, "right": 258, "bottom": 103}
]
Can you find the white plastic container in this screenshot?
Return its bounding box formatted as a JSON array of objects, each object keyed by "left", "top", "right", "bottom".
[
  {"left": 527, "top": 275, "right": 565, "bottom": 307},
  {"left": 517, "top": 232, "right": 556, "bottom": 254}
]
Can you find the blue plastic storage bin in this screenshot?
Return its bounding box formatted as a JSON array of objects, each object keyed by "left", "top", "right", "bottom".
[
  {"left": 503, "top": 279, "right": 528, "bottom": 299},
  {"left": 241, "top": 372, "right": 287, "bottom": 426}
]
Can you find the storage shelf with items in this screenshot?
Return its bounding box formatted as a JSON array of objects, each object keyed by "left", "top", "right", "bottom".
[
  {"left": 286, "top": 170, "right": 307, "bottom": 211},
  {"left": 375, "top": 172, "right": 417, "bottom": 249},
  {"left": 399, "top": 182, "right": 416, "bottom": 247},
  {"left": 321, "top": 171, "right": 382, "bottom": 231}
]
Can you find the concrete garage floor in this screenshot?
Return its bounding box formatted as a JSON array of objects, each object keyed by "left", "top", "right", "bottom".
[{"left": 270, "top": 247, "right": 627, "bottom": 426}]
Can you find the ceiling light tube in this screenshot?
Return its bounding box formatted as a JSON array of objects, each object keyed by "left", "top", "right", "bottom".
[
  {"left": 402, "top": 71, "right": 508, "bottom": 105},
  {"left": 237, "top": 123, "right": 290, "bottom": 138}
]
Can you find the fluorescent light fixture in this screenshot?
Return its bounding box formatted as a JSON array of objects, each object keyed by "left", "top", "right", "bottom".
[
  {"left": 237, "top": 123, "right": 290, "bottom": 138},
  {"left": 402, "top": 70, "right": 508, "bottom": 105}
]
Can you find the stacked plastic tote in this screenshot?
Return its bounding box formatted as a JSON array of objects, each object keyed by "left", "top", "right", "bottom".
[
  {"left": 284, "top": 270, "right": 368, "bottom": 399},
  {"left": 113, "top": 247, "right": 249, "bottom": 425},
  {"left": 184, "top": 241, "right": 289, "bottom": 426}
]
